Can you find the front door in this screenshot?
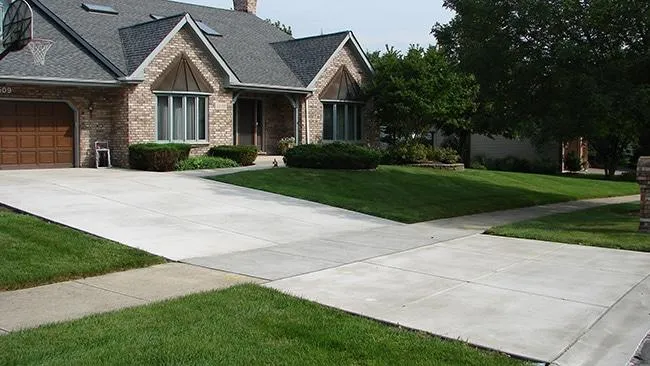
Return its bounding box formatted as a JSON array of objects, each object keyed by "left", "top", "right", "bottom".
[{"left": 236, "top": 99, "right": 263, "bottom": 150}]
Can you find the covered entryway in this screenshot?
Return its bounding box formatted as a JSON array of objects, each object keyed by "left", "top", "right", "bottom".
[
  {"left": 235, "top": 98, "right": 263, "bottom": 150},
  {"left": 0, "top": 100, "right": 74, "bottom": 169}
]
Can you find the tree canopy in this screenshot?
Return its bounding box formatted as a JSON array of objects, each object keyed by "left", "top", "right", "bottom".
[
  {"left": 433, "top": 0, "right": 650, "bottom": 176},
  {"left": 365, "top": 46, "right": 479, "bottom": 143}
]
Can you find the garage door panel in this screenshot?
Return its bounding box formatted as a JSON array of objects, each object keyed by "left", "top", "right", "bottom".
[
  {"left": 39, "top": 135, "right": 55, "bottom": 148},
  {"left": 38, "top": 151, "right": 55, "bottom": 164},
  {"left": 56, "top": 151, "right": 73, "bottom": 164},
  {"left": 0, "top": 101, "right": 74, "bottom": 169},
  {"left": 1, "top": 152, "right": 18, "bottom": 165},
  {"left": 19, "top": 151, "right": 37, "bottom": 165},
  {"left": 19, "top": 135, "right": 37, "bottom": 148},
  {"left": 1, "top": 135, "right": 18, "bottom": 148}
]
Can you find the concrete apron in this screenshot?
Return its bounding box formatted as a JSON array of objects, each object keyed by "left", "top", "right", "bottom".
[{"left": 0, "top": 168, "right": 646, "bottom": 365}]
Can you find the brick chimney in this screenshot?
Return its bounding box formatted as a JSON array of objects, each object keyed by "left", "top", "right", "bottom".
[{"left": 233, "top": 0, "right": 257, "bottom": 14}]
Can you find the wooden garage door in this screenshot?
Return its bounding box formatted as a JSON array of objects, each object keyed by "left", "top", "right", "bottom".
[{"left": 0, "top": 101, "right": 74, "bottom": 169}]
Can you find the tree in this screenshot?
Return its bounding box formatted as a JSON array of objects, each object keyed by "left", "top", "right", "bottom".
[
  {"left": 433, "top": 0, "right": 650, "bottom": 177},
  {"left": 365, "top": 46, "right": 479, "bottom": 153},
  {"left": 265, "top": 19, "right": 292, "bottom": 36}
]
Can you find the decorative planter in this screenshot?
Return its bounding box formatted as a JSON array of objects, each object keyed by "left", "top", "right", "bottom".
[{"left": 409, "top": 163, "right": 465, "bottom": 171}]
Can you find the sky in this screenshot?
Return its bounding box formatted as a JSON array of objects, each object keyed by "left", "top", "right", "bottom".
[{"left": 174, "top": 0, "right": 455, "bottom": 52}]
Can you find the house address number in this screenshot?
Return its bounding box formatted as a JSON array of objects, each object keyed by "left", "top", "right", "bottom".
[{"left": 0, "top": 86, "right": 12, "bottom": 94}]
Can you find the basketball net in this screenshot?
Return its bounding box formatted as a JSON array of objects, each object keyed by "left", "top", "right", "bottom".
[{"left": 26, "top": 38, "right": 53, "bottom": 66}]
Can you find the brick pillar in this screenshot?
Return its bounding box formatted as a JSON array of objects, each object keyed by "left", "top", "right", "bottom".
[{"left": 639, "top": 157, "right": 650, "bottom": 233}]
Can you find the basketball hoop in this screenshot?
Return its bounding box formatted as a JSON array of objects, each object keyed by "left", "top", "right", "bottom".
[
  {"left": 1, "top": 0, "right": 33, "bottom": 60},
  {"left": 27, "top": 38, "right": 53, "bottom": 65}
]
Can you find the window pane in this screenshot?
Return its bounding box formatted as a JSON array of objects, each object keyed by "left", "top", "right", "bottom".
[
  {"left": 356, "top": 106, "right": 363, "bottom": 141},
  {"left": 336, "top": 104, "right": 346, "bottom": 141},
  {"left": 323, "top": 104, "right": 334, "bottom": 140},
  {"left": 347, "top": 105, "right": 356, "bottom": 141},
  {"left": 172, "top": 97, "right": 184, "bottom": 140},
  {"left": 157, "top": 96, "right": 169, "bottom": 140},
  {"left": 186, "top": 97, "right": 196, "bottom": 140},
  {"left": 198, "top": 97, "right": 206, "bottom": 140}
]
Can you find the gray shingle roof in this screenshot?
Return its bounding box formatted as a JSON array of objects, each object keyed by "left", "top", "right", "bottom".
[
  {"left": 272, "top": 32, "right": 350, "bottom": 86},
  {"left": 119, "top": 14, "right": 185, "bottom": 74},
  {"left": 1, "top": 0, "right": 358, "bottom": 88},
  {"left": 0, "top": 4, "right": 116, "bottom": 82}
]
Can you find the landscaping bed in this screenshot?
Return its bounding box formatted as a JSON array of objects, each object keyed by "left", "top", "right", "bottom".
[
  {"left": 212, "top": 166, "right": 639, "bottom": 223},
  {"left": 0, "top": 210, "right": 164, "bottom": 291},
  {"left": 0, "top": 285, "right": 526, "bottom": 366},
  {"left": 487, "top": 203, "right": 650, "bottom": 252}
]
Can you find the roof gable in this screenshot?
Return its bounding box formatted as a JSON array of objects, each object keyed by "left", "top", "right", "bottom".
[
  {"left": 272, "top": 31, "right": 349, "bottom": 86},
  {"left": 320, "top": 66, "right": 361, "bottom": 101},
  {"left": 119, "top": 14, "right": 185, "bottom": 74},
  {"left": 152, "top": 53, "right": 212, "bottom": 93}
]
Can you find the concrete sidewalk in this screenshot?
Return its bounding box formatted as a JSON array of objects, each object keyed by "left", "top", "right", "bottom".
[{"left": 0, "top": 263, "right": 261, "bottom": 332}]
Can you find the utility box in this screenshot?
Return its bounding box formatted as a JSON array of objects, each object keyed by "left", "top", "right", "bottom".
[{"left": 639, "top": 157, "right": 650, "bottom": 233}]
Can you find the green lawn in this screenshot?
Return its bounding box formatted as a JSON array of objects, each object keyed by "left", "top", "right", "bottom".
[
  {"left": 487, "top": 203, "right": 650, "bottom": 252},
  {"left": 212, "top": 166, "right": 638, "bottom": 223},
  {"left": 0, "top": 210, "right": 165, "bottom": 291},
  {"left": 0, "top": 285, "right": 527, "bottom": 366}
]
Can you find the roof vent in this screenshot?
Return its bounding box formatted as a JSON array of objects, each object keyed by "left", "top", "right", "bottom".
[
  {"left": 81, "top": 3, "right": 118, "bottom": 15},
  {"left": 196, "top": 21, "right": 222, "bottom": 37},
  {"left": 150, "top": 14, "right": 163, "bottom": 20}
]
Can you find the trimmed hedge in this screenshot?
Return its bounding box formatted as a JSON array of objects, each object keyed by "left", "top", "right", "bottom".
[
  {"left": 284, "top": 143, "right": 381, "bottom": 170},
  {"left": 382, "top": 142, "right": 462, "bottom": 165},
  {"left": 129, "top": 143, "right": 191, "bottom": 172},
  {"left": 208, "top": 145, "right": 258, "bottom": 166},
  {"left": 176, "top": 156, "right": 239, "bottom": 171}
]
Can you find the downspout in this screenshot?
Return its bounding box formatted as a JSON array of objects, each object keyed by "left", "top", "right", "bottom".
[{"left": 305, "top": 95, "right": 311, "bottom": 144}]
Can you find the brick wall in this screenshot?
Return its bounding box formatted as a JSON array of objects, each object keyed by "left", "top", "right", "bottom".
[
  {"left": 639, "top": 157, "right": 650, "bottom": 233},
  {"left": 0, "top": 84, "right": 123, "bottom": 167},
  {"left": 126, "top": 25, "right": 233, "bottom": 156},
  {"left": 305, "top": 41, "right": 377, "bottom": 146}
]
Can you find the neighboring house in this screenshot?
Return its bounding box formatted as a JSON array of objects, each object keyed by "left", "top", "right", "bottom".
[
  {"left": 432, "top": 131, "right": 588, "bottom": 171},
  {"left": 0, "top": 0, "right": 374, "bottom": 169}
]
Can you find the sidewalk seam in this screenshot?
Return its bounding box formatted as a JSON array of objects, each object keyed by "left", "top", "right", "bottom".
[
  {"left": 72, "top": 280, "right": 149, "bottom": 303},
  {"left": 551, "top": 271, "right": 650, "bottom": 363}
]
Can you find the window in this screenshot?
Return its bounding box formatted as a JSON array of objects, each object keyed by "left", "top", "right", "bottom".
[
  {"left": 81, "top": 3, "right": 119, "bottom": 15},
  {"left": 322, "top": 103, "right": 362, "bottom": 141},
  {"left": 156, "top": 95, "right": 207, "bottom": 142}
]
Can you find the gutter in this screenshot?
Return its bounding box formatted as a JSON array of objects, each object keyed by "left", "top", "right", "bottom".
[
  {"left": 226, "top": 82, "right": 312, "bottom": 95},
  {"left": 0, "top": 76, "right": 122, "bottom": 87}
]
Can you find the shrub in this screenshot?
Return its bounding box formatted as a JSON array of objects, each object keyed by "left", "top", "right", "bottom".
[
  {"left": 565, "top": 151, "right": 583, "bottom": 172},
  {"left": 278, "top": 137, "right": 296, "bottom": 155},
  {"left": 427, "top": 147, "right": 462, "bottom": 164},
  {"left": 284, "top": 143, "right": 381, "bottom": 170},
  {"left": 208, "top": 145, "right": 258, "bottom": 166},
  {"left": 474, "top": 155, "right": 558, "bottom": 174},
  {"left": 129, "top": 143, "right": 192, "bottom": 172},
  {"left": 382, "top": 142, "right": 428, "bottom": 165},
  {"left": 176, "top": 156, "right": 239, "bottom": 171},
  {"left": 470, "top": 161, "right": 488, "bottom": 170}
]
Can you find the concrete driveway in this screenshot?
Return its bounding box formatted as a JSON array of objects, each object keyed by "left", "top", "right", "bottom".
[{"left": 0, "top": 168, "right": 647, "bottom": 365}]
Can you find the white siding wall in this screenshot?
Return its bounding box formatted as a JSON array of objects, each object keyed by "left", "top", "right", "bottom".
[{"left": 470, "top": 135, "right": 558, "bottom": 162}]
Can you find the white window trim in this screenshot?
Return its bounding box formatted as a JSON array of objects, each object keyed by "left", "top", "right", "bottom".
[
  {"left": 155, "top": 94, "right": 209, "bottom": 143},
  {"left": 322, "top": 102, "right": 363, "bottom": 143}
]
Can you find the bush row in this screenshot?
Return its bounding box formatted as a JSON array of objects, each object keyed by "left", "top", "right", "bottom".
[
  {"left": 129, "top": 143, "right": 192, "bottom": 172},
  {"left": 176, "top": 156, "right": 239, "bottom": 171},
  {"left": 129, "top": 143, "right": 254, "bottom": 172},
  {"left": 381, "top": 142, "right": 462, "bottom": 165},
  {"left": 471, "top": 155, "right": 558, "bottom": 174},
  {"left": 208, "top": 145, "right": 258, "bottom": 166},
  {"left": 284, "top": 143, "right": 381, "bottom": 170}
]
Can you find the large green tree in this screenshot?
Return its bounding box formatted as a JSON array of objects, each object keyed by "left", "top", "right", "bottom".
[
  {"left": 433, "top": 0, "right": 650, "bottom": 177},
  {"left": 365, "top": 46, "right": 478, "bottom": 149}
]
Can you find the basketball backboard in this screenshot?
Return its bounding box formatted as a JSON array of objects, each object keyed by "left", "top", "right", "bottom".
[{"left": 0, "top": 0, "right": 33, "bottom": 60}]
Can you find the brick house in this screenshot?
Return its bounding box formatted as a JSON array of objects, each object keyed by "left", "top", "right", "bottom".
[{"left": 0, "top": 0, "right": 374, "bottom": 168}]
